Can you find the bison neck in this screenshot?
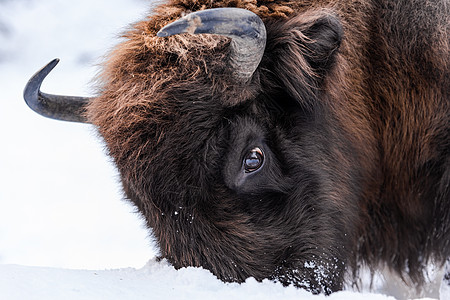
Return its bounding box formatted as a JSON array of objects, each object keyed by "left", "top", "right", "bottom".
[{"left": 355, "top": 0, "right": 450, "bottom": 285}]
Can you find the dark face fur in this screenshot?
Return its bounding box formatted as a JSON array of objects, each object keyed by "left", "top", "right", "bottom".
[{"left": 122, "top": 87, "right": 353, "bottom": 294}]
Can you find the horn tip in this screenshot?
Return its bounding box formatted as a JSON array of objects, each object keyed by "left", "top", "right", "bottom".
[{"left": 48, "top": 58, "right": 60, "bottom": 69}]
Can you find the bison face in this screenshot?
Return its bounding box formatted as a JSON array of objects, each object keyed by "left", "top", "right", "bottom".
[
  {"left": 89, "top": 9, "right": 359, "bottom": 294},
  {"left": 24, "top": 7, "right": 361, "bottom": 295},
  {"left": 114, "top": 87, "right": 356, "bottom": 294}
]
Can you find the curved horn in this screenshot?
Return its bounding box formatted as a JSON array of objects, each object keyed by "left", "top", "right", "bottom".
[
  {"left": 23, "top": 59, "right": 91, "bottom": 123},
  {"left": 157, "top": 8, "right": 267, "bottom": 83}
]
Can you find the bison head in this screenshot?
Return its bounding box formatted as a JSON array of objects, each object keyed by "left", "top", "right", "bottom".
[{"left": 24, "top": 7, "right": 364, "bottom": 294}]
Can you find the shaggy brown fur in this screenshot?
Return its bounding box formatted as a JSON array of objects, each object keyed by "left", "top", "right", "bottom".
[{"left": 88, "top": 0, "right": 449, "bottom": 294}]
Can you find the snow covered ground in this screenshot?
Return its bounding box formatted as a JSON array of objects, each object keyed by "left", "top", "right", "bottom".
[
  {"left": 0, "top": 0, "right": 444, "bottom": 299},
  {"left": 0, "top": 259, "right": 398, "bottom": 300}
]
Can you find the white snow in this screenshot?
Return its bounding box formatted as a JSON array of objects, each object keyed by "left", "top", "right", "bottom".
[
  {"left": 0, "top": 0, "right": 445, "bottom": 299},
  {"left": 0, "top": 259, "right": 396, "bottom": 300}
]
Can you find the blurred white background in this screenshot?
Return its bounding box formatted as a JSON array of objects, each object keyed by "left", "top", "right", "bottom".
[{"left": 0, "top": 0, "right": 159, "bottom": 269}]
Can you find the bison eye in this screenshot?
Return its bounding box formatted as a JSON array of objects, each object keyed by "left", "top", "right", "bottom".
[{"left": 244, "top": 147, "right": 264, "bottom": 173}]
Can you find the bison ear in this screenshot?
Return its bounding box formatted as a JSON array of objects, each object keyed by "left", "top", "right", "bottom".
[
  {"left": 299, "top": 12, "right": 343, "bottom": 75},
  {"left": 265, "top": 11, "right": 343, "bottom": 106}
]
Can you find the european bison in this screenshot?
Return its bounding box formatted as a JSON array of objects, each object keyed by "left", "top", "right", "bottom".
[{"left": 24, "top": 0, "right": 449, "bottom": 295}]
